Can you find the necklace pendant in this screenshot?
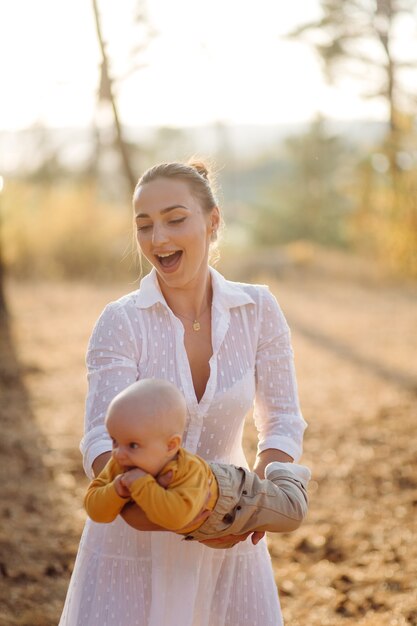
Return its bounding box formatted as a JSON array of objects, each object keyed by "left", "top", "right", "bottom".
[{"left": 193, "top": 320, "right": 201, "bottom": 331}]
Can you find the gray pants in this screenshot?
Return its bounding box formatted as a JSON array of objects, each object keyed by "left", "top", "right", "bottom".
[{"left": 183, "top": 461, "right": 310, "bottom": 543}]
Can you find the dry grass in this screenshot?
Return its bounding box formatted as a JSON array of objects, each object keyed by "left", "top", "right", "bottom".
[
  {"left": 1, "top": 263, "right": 417, "bottom": 625},
  {"left": 2, "top": 181, "right": 137, "bottom": 280}
]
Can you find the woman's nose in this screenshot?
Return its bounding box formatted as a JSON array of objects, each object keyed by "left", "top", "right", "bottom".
[{"left": 152, "top": 223, "right": 169, "bottom": 245}]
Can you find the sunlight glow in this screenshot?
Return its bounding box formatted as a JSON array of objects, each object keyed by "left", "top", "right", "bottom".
[{"left": 0, "top": 0, "right": 414, "bottom": 131}]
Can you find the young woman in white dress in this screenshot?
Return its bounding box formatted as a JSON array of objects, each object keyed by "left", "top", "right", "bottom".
[{"left": 58, "top": 161, "right": 307, "bottom": 626}]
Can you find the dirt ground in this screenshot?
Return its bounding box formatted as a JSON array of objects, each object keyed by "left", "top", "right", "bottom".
[{"left": 1, "top": 260, "right": 417, "bottom": 626}]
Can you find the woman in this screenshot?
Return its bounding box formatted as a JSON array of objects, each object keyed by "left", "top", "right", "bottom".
[{"left": 59, "top": 161, "right": 307, "bottom": 626}]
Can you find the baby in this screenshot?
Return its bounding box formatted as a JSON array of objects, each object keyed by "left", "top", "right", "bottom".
[{"left": 85, "top": 379, "right": 311, "bottom": 543}]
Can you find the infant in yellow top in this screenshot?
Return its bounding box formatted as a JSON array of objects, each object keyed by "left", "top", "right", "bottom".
[{"left": 85, "top": 379, "right": 311, "bottom": 542}]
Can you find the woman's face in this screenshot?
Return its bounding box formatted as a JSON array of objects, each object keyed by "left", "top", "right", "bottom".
[{"left": 133, "top": 177, "right": 219, "bottom": 291}]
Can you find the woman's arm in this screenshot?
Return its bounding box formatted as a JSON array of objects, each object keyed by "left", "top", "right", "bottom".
[
  {"left": 92, "top": 451, "right": 112, "bottom": 476},
  {"left": 120, "top": 502, "right": 167, "bottom": 531},
  {"left": 81, "top": 303, "right": 140, "bottom": 480},
  {"left": 253, "top": 447, "right": 293, "bottom": 479},
  {"left": 253, "top": 287, "right": 307, "bottom": 463},
  {"left": 249, "top": 287, "right": 306, "bottom": 541},
  {"left": 200, "top": 289, "right": 305, "bottom": 550}
]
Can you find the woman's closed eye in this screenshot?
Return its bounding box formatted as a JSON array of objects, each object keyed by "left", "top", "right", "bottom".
[{"left": 137, "top": 217, "right": 186, "bottom": 231}]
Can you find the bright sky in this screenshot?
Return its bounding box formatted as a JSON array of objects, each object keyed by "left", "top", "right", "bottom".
[{"left": 0, "top": 0, "right": 414, "bottom": 131}]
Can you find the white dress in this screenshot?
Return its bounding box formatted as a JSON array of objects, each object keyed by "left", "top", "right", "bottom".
[{"left": 59, "top": 267, "right": 307, "bottom": 626}]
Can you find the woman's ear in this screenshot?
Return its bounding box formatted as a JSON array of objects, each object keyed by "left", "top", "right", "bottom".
[
  {"left": 167, "top": 434, "right": 182, "bottom": 454},
  {"left": 209, "top": 206, "right": 221, "bottom": 242},
  {"left": 210, "top": 206, "right": 220, "bottom": 231}
]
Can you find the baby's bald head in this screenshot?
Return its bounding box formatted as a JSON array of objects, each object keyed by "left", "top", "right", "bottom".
[{"left": 106, "top": 378, "right": 187, "bottom": 440}]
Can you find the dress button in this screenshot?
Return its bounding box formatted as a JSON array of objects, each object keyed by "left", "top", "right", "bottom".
[
  {"left": 242, "top": 490, "right": 247, "bottom": 495},
  {"left": 236, "top": 506, "right": 241, "bottom": 510},
  {"left": 223, "top": 513, "right": 234, "bottom": 523}
]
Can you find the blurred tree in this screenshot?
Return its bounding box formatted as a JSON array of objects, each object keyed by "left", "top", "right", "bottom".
[
  {"left": 287, "top": 2, "right": 417, "bottom": 275},
  {"left": 288, "top": 0, "right": 417, "bottom": 136},
  {"left": 92, "top": 0, "right": 155, "bottom": 195},
  {"left": 251, "top": 118, "right": 353, "bottom": 246},
  {"left": 352, "top": 130, "right": 417, "bottom": 275},
  {"left": 146, "top": 127, "right": 191, "bottom": 163}
]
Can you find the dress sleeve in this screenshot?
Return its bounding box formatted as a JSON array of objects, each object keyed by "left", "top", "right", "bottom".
[
  {"left": 80, "top": 302, "right": 140, "bottom": 478},
  {"left": 253, "top": 287, "right": 307, "bottom": 462}
]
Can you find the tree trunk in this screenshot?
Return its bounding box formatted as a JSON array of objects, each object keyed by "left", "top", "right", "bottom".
[
  {"left": 375, "top": 0, "right": 400, "bottom": 194},
  {"left": 91, "top": 0, "right": 137, "bottom": 193}
]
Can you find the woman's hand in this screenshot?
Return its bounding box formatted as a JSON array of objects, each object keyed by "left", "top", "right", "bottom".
[
  {"left": 199, "top": 530, "right": 265, "bottom": 549},
  {"left": 250, "top": 531, "right": 265, "bottom": 545}
]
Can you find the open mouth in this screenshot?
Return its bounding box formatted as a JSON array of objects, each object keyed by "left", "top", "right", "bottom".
[{"left": 156, "top": 250, "right": 183, "bottom": 272}]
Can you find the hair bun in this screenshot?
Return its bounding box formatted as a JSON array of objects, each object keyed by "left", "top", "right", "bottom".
[{"left": 188, "top": 160, "right": 209, "bottom": 181}]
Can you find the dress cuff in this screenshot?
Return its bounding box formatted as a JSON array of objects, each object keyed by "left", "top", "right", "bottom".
[
  {"left": 80, "top": 425, "right": 112, "bottom": 479},
  {"left": 257, "top": 435, "right": 303, "bottom": 463}
]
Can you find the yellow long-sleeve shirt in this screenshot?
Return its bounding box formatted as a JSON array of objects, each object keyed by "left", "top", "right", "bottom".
[{"left": 84, "top": 449, "right": 219, "bottom": 533}]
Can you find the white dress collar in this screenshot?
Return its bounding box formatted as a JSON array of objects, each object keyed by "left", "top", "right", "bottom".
[{"left": 134, "top": 266, "right": 254, "bottom": 312}]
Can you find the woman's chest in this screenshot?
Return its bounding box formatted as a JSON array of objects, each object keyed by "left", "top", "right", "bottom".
[
  {"left": 183, "top": 328, "right": 212, "bottom": 403},
  {"left": 137, "top": 306, "right": 258, "bottom": 403}
]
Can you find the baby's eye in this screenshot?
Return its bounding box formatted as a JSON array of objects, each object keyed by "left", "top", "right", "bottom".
[{"left": 129, "top": 442, "right": 139, "bottom": 449}]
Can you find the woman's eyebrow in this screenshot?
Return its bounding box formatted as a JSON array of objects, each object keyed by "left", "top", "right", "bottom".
[{"left": 135, "top": 205, "right": 190, "bottom": 219}]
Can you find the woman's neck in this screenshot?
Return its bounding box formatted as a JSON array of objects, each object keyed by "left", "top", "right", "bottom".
[{"left": 157, "top": 269, "right": 213, "bottom": 320}]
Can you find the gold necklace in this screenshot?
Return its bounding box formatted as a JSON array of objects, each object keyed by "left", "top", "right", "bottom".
[{"left": 174, "top": 303, "right": 211, "bottom": 331}]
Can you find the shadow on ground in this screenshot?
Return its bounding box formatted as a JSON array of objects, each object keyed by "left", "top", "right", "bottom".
[{"left": 0, "top": 314, "right": 74, "bottom": 626}]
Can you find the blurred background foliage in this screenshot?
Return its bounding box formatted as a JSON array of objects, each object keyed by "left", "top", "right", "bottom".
[
  {"left": 2, "top": 113, "right": 416, "bottom": 283},
  {"left": 0, "top": 0, "right": 416, "bottom": 296}
]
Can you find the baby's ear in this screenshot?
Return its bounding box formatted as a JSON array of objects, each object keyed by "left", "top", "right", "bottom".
[{"left": 167, "top": 434, "right": 182, "bottom": 453}]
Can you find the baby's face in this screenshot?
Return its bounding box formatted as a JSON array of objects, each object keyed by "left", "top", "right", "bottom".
[{"left": 108, "top": 414, "right": 173, "bottom": 477}]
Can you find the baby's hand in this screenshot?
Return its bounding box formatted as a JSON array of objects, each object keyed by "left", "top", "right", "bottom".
[
  {"left": 114, "top": 474, "right": 131, "bottom": 498},
  {"left": 121, "top": 468, "right": 147, "bottom": 490}
]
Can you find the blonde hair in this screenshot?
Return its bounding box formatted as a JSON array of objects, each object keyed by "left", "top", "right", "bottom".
[{"left": 134, "top": 160, "right": 218, "bottom": 215}]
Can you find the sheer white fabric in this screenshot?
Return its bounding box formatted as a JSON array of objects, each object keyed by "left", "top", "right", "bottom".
[{"left": 59, "top": 267, "right": 307, "bottom": 626}]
